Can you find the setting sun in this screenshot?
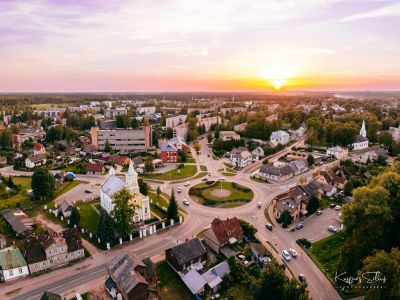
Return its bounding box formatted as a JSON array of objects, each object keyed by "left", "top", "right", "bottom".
[{"left": 260, "top": 66, "right": 295, "bottom": 90}]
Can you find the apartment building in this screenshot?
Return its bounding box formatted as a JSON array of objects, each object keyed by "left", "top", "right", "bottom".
[
  {"left": 197, "top": 116, "right": 221, "bottom": 131},
  {"left": 90, "top": 126, "right": 153, "bottom": 153},
  {"left": 166, "top": 115, "right": 187, "bottom": 128}
]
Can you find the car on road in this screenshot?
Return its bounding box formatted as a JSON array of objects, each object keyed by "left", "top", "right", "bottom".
[
  {"left": 202, "top": 177, "right": 208, "bottom": 181},
  {"left": 298, "top": 274, "right": 307, "bottom": 284},
  {"left": 334, "top": 205, "right": 341, "bottom": 211},
  {"left": 288, "top": 248, "right": 298, "bottom": 258},
  {"left": 295, "top": 224, "right": 304, "bottom": 230},
  {"left": 208, "top": 172, "right": 211, "bottom": 176},
  {"left": 84, "top": 189, "right": 92, "bottom": 193},
  {"left": 177, "top": 187, "right": 183, "bottom": 193},
  {"left": 330, "top": 203, "right": 336, "bottom": 208},
  {"left": 316, "top": 210, "right": 323, "bottom": 215},
  {"left": 184, "top": 181, "right": 190, "bottom": 186},
  {"left": 266, "top": 223, "right": 273, "bottom": 231},
  {"left": 183, "top": 199, "right": 190, "bottom": 206},
  {"left": 257, "top": 202, "right": 262, "bottom": 208},
  {"left": 282, "top": 250, "right": 291, "bottom": 261},
  {"left": 207, "top": 154, "right": 211, "bottom": 157},
  {"left": 328, "top": 226, "right": 337, "bottom": 233}
]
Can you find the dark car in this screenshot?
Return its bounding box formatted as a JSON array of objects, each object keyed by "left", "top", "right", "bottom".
[
  {"left": 299, "top": 274, "right": 307, "bottom": 283},
  {"left": 295, "top": 224, "right": 304, "bottom": 230},
  {"left": 84, "top": 190, "right": 92, "bottom": 193},
  {"left": 330, "top": 203, "right": 336, "bottom": 208},
  {"left": 266, "top": 223, "right": 273, "bottom": 231}
]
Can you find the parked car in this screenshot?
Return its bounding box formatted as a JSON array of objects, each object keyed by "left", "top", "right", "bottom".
[
  {"left": 282, "top": 250, "right": 291, "bottom": 261},
  {"left": 316, "top": 210, "right": 323, "bottom": 215},
  {"left": 202, "top": 177, "right": 208, "bottom": 182},
  {"left": 177, "top": 187, "right": 183, "bottom": 193},
  {"left": 208, "top": 154, "right": 211, "bottom": 157},
  {"left": 330, "top": 203, "right": 336, "bottom": 208},
  {"left": 266, "top": 223, "right": 273, "bottom": 231},
  {"left": 257, "top": 202, "right": 262, "bottom": 208},
  {"left": 298, "top": 274, "right": 307, "bottom": 283},
  {"left": 328, "top": 226, "right": 337, "bottom": 233},
  {"left": 295, "top": 224, "right": 304, "bottom": 230},
  {"left": 334, "top": 205, "right": 341, "bottom": 211},
  {"left": 237, "top": 254, "right": 246, "bottom": 261},
  {"left": 184, "top": 181, "right": 190, "bottom": 186},
  {"left": 288, "top": 248, "right": 298, "bottom": 258},
  {"left": 84, "top": 189, "right": 92, "bottom": 193},
  {"left": 183, "top": 199, "right": 190, "bottom": 206}
]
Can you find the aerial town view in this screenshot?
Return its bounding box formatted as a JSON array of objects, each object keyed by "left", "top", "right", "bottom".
[{"left": 0, "top": 1, "right": 399, "bottom": 300}]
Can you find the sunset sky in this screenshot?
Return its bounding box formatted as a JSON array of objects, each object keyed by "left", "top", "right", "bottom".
[{"left": 1, "top": 0, "right": 400, "bottom": 92}]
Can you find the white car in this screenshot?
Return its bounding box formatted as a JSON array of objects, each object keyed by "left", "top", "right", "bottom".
[
  {"left": 177, "top": 187, "right": 183, "bottom": 193},
  {"left": 288, "top": 248, "right": 298, "bottom": 258},
  {"left": 183, "top": 199, "right": 190, "bottom": 206},
  {"left": 257, "top": 202, "right": 262, "bottom": 208},
  {"left": 282, "top": 250, "right": 291, "bottom": 261},
  {"left": 184, "top": 181, "right": 190, "bottom": 186},
  {"left": 237, "top": 254, "right": 246, "bottom": 260},
  {"left": 328, "top": 226, "right": 337, "bottom": 233},
  {"left": 334, "top": 205, "right": 341, "bottom": 211}
]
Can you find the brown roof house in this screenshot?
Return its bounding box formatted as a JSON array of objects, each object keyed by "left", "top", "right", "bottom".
[
  {"left": 1, "top": 209, "right": 36, "bottom": 237},
  {"left": 21, "top": 228, "right": 84, "bottom": 275},
  {"left": 273, "top": 186, "right": 311, "bottom": 221},
  {"left": 166, "top": 238, "right": 207, "bottom": 276},
  {"left": 204, "top": 218, "right": 243, "bottom": 257},
  {"left": 25, "top": 153, "right": 47, "bottom": 169},
  {"left": 106, "top": 252, "right": 148, "bottom": 300},
  {"left": 86, "top": 162, "right": 104, "bottom": 175},
  {"left": 316, "top": 170, "right": 347, "bottom": 189}
]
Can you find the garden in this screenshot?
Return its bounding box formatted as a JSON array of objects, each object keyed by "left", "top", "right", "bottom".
[
  {"left": 189, "top": 181, "right": 253, "bottom": 207},
  {"left": 140, "top": 164, "right": 197, "bottom": 181}
]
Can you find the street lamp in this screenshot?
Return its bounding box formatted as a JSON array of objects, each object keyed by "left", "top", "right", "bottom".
[{"left": 219, "top": 177, "right": 225, "bottom": 190}]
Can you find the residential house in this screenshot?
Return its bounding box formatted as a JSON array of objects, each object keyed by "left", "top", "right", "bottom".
[
  {"left": 288, "top": 158, "right": 308, "bottom": 176},
  {"left": 251, "top": 147, "right": 264, "bottom": 159},
  {"left": 1, "top": 209, "right": 36, "bottom": 237},
  {"left": 160, "top": 143, "right": 179, "bottom": 163},
  {"left": 85, "top": 163, "right": 104, "bottom": 175},
  {"left": 230, "top": 148, "right": 252, "bottom": 168},
  {"left": 106, "top": 252, "right": 148, "bottom": 300},
  {"left": 302, "top": 180, "right": 336, "bottom": 198},
  {"left": 233, "top": 123, "right": 247, "bottom": 132},
  {"left": 56, "top": 199, "right": 74, "bottom": 218},
  {"left": 270, "top": 130, "right": 290, "bottom": 146},
  {"left": 290, "top": 126, "right": 306, "bottom": 141},
  {"left": 21, "top": 228, "right": 84, "bottom": 275},
  {"left": 273, "top": 186, "right": 311, "bottom": 220},
  {"left": 33, "top": 143, "right": 46, "bottom": 155},
  {"left": 25, "top": 153, "right": 47, "bottom": 169},
  {"left": 169, "top": 137, "right": 189, "bottom": 153},
  {"left": 166, "top": 238, "right": 207, "bottom": 275},
  {"left": 203, "top": 218, "right": 243, "bottom": 257},
  {"left": 350, "top": 146, "right": 388, "bottom": 164},
  {"left": 352, "top": 120, "right": 369, "bottom": 150},
  {"left": 258, "top": 164, "right": 294, "bottom": 182},
  {"left": 54, "top": 171, "right": 66, "bottom": 185},
  {"left": 0, "top": 246, "right": 29, "bottom": 281},
  {"left": 250, "top": 243, "right": 271, "bottom": 266},
  {"left": 197, "top": 116, "right": 221, "bottom": 131},
  {"left": 326, "top": 146, "right": 348, "bottom": 160},
  {"left": 316, "top": 171, "right": 347, "bottom": 189},
  {"left": 220, "top": 131, "right": 241, "bottom": 141}
]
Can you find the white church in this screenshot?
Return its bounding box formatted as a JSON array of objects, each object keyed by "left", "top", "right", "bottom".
[
  {"left": 352, "top": 120, "right": 369, "bottom": 150},
  {"left": 100, "top": 160, "right": 151, "bottom": 223}
]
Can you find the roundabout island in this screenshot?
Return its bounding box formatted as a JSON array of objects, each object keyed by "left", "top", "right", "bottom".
[{"left": 188, "top": 180, "right": 254, "bottom": 208}]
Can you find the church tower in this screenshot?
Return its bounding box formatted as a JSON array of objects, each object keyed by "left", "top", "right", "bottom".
[
  {"left": 360, "top": 120, "right": 367, "bottom": 138},
  {"left": 126, "top": 160, "right": 139, "bottom": 193}
]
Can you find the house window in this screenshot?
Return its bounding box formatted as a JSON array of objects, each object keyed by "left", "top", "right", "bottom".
[
  {"left": 18, "top": 268, "right": 23, "bottom": 274},
  {"left": 34, "top": 264, "right": 38, "bottom": 269},
  {"left": 9, "top": 269, "right": 13, "bottom": 276}
]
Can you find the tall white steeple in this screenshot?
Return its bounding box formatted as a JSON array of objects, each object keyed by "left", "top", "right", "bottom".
[
  {"left": 108, "top": 166, "right": 116, "bottom": 176},
  {"left": 360, "top": 120, "right": 367, "bottom": 138},
  {"left": 126, "top": 159, "right": 139, "bottom": 192}
]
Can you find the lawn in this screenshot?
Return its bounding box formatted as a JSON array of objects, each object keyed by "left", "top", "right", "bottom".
[
  {"left": 221, "top": 172, "right": 236, "bottom": 177},
  {"left": 156, "top": 262, "right": 193, "bottom": 300},
  {"left": 76, "top": 200, "right": 100, "bottom": 234},
  {"left": 250, "top": 176, "right": 270, "bottom": 184},
  {"left": 189, "top": 181, "right": 253, "bottom": 207},
  {"left": 140, "top": 165, "right": 197, "bottom": 181},
  {"left": 200, "top": 165, "right": 207, "bottom": 171},
  {"left": 12, "top": 176, "right": 32, "bottom": 189},
  {"left": 186, "top": 152, "right": 196, "bottom": 163},
  {"left": 148, "top": 192, "right": 167, "bottom": 219}
]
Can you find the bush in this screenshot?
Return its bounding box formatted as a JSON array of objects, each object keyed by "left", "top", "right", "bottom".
[{"left": 297, "top": 238, "right": 311, "bottom": 249}]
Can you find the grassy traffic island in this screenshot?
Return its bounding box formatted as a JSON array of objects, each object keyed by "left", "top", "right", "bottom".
[
  {"left": 189, "top": 181, "right": 254, "bottom": 208},
  {"left": 140, "top": 164, "right": 197, "bottom": 181}
]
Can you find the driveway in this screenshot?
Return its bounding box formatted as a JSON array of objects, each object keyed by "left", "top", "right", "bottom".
[{"left": 289, "top": 207, "right": 342, "bottom": 242}]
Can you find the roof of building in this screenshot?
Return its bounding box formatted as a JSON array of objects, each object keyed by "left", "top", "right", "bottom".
[
  {"left": 86, "top": 163, "right": 104, "bottom": 173},
  {"left": 107, "top": 252, "right": 147, "bottom": 294},
  {"left": 63, "top": 228, "right": 83, "bottom": 253},
  {"left": 168, "top": 238, "right": 206, "bottom": 266},
  {"left": 354, "top": 135, "right": 369, "bottom": 143},
  {"left": 210, "top": 218, "right": 243, "bottom": 245},
  {"left": 0, "top": 247, "right": 27, "bottom": 270},
  {"left": 230, "top": 148, "right": 252, "bottom": 159},
  {"left": 21, "top": 236, "right": 47, "bottom": 264},
  {"left": 288, "top": 158, "right": 308, "bottom": 173},
  {"left": 275, "top": 186, "right": 310, "bottom": 214},
  {"left": 181, "top": 269, "right": 207, "bottom": 294},
  {"left": 33, "top": 143, "right": 45, "bottom": 151},
  {"left": 132, "top": 156, "right": 144, "bottom": 166},
  {"left": 160, "top": 143, "right": 178, "bottom": 152},
  {"left": 1, "top": 209, "right": 36, "bottom": 235},
  {"left": 40, "top": 291, "right": 62, "bottom": 300},
  {"left": 141, "top": 257, "right": 155, "bottom": 280},
  {"left": 259, "top": 164, "right": 293, "bottom": 177},
  {"left": 101, "top": 174, "right": 125, "bottom": 198},
  {"left": 27, "top": 153, "right": 46, "bottom": 162},
  {"left": 202, "top": 261, "right": 230, "bottom": 289}
]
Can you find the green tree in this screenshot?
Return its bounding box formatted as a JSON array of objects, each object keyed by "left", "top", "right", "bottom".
[
  {"left": 178, "top": 150, "right": 187, "bottom": 162},
  {"left": 284, "top": 278, "right": 309, "bottom": 300},
  {"left": 138, "top": 178, "right": 148, "bottom": 195},
  {"left": 360, "top": 248, "right": 400, "bottom": 300},
  {"left": 104, "top": 139, "right": 112, "bottom": 152},
  {"left": 31, "top": 167, "right": 55, "bottom": 201},
  {"left": 165, "top": 128, "right": 173, "bottom": 139},
  {"left": 343, "top": 181, "right": 354, "bottom": 196},
  {"left": 69, "top": 207, "right": 80, "bottom": 228},
  {"left": 111, "top": 188, "right": 135, "bottom": 239},
  {"left": 116, "top": 114, "right": 130, "bottom": 128},
  {"left": 258, "top": 261, "right": 286, "bottom": 300},
  {"left": 131, "top": 118, "right": 139, "bottom": 129},
  {"left": 307, "top": 154, "right": 315, "bottom": 166},
  {"left": 144, "top": 156, "right": 154, "bottom": 173},
  {"left": 278, "top": 209, "right": 293, "bottom": 228},
  {"left": 194, "top": 142, "right": 201, "bottom": 153},
  {"left": 156, "top": 186, "right": 161, "bottom": 199},
  {"left": 167, "top": 190, "right": 178, "bottom": 220},
  {"left": 207, "top": 132, "right": 213, "bottom": 143},
  {"left": 96, "top": 209, "right": 116, "bottom": 246},
  {"left": 378, "top": 131, "right": 394, "bottom": 148},
  {"left": 306, "top": 196, "right": 319, "bottom": 214}
]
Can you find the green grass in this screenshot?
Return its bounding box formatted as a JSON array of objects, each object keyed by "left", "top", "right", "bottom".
[
  {"left": 189, "top": 181, "right": 253, "bottom": 207},
  {"left": 250, "top": 176, "right": 270, "bottom": 184},
  {"left": 218, "top": 202, "right": 245, "bottom": 208},
  {"left": 319, "top": 196, "right": 343, "bottom": 209},
  {"left": 148, "top": 192, "right": 167, "bottom": 219},
  {"left": 76, "top": 200, "right": 100, "bottom": 234},
  {"left": 12, "top": 176, "right": 32, "bottom": 189},
  {"left": 212, "top": 155, "right": 219, "bottom": 161},
  {"left": 200, "top": 165, "right": 207, "bottom": 171},
  {"left": 56, "top": 180, "right": 86, "bottom": 197},
  {"left": 156, "top": 262, "right": 193, "bottom": 300},
  {"left": 140, "top": 165, "right": 197, "bottom": 181},
  {"left": 264, "top": 207, "right": 273, "bottom": 224},
  {"left": 221, "top": 172, "right": 236, "bottom": 177}
]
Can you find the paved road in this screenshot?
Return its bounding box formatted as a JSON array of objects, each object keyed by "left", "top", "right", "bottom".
[{"left": 3, "top": 139, "right": 341, "bottom": 300}]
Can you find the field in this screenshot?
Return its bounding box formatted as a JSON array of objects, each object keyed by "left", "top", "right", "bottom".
[
  {"left": 76, "top": 200, "right": 100, "bottom": 234},
  {"left": 189, "top": 181, "right": 253, "bottom": 207},
  {"left": 140, "top": 165, "right": 197, "bottom": 181},
  {"left": 156, "top": 262, "right": 193, "bottom": 300}
]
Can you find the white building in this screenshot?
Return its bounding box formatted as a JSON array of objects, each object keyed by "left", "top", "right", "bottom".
[
  {"left": 173, "top": 123, "right": 189, "bottom": 141},
  {"left": 220, "top": 131, "right": 241, "bottom": 141},
  {"left": 197, "top": 116, "right": 221, "bottom": 131},
  {"left": 352, "top": 120, "right": 369, "bottom": 150},
  {"left": 233, "top": 123, "right": 247, "bottom": 132},
  {"left": 166, "top": 115, "right": 187, "bottom": 128},
  {"left": 100, "top": 161, "right": 151, "bottom": 223},
  {"left": 230, "top": 148, "right": 252, "bottom": 168},
  {"left": 290, "top": 126, "right": 306, "bottom": 141},
  {"left": 25, "top": 154, "right": 47, "bottom": 169},
  {"left": 0, "top": 247, "right": 29, "bottom": 281},
  {"left": 389, "top": 126, "right": 400, "bottom": 142},
  {"left": 137, "top": 106, "right": 156, "bottom": 116},
  {"left": 105, "top": 108, "right": 127, "bottom": 118},
  {"left": 327, "top": 146, "right": 348, "bottom": 160},
  {"left": 270, "top": 130, "right": 290, "bottom": 146}
]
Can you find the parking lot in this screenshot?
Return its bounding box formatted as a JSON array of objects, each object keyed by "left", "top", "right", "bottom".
[{"left": 289, "top": 206, "right": 342, "bottom": 242}]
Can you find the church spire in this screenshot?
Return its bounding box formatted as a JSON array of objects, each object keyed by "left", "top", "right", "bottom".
[
  {"left": 126, "top": 159, "right": 139, "bottom": 192},
  {"left": 360, "top": 120, "right": 367, "bottom": 138}
]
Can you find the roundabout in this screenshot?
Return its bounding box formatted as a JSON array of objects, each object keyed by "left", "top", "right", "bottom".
[{"left": 188, "top": 180, "right": 254, "bottom": 208}]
